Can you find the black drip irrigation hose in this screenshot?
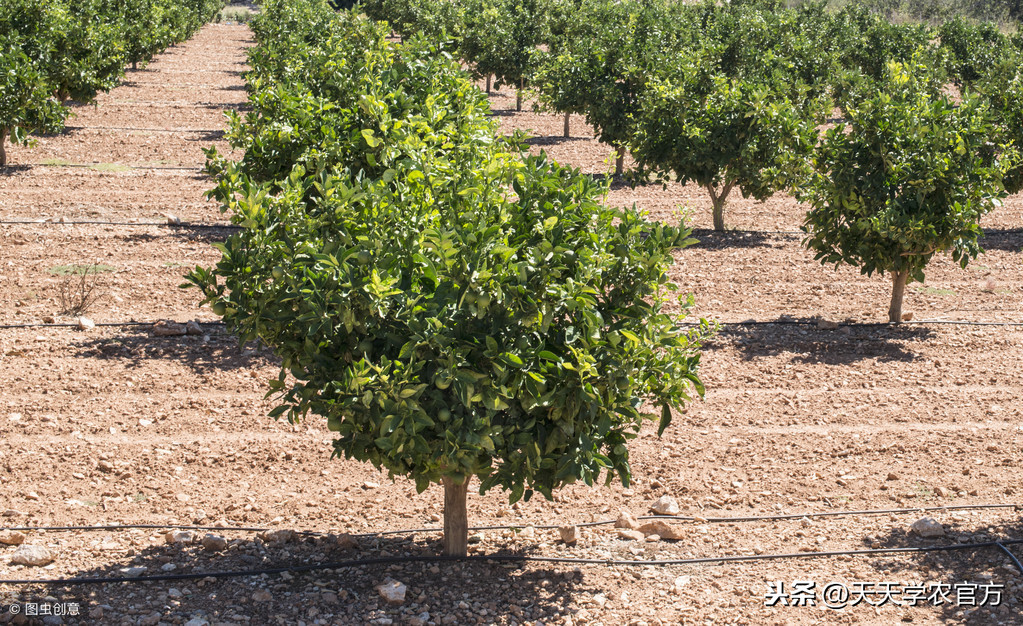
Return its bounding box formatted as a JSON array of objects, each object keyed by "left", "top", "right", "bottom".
[
  {"left": 3, "top": 540, "right": 1022, "bottom": 586},
  {"left": 0, "top": 321, "right": 224, "bottom": 330},
  {"left": 0, "top": 220, "right": 239, "bottom": 229},
  {"left": 63, "top": 126, "right": 224, "bottom": 134},
  {"left": 24, "top": 163, "right": 203, "bottom": 171},
  {"left": 995, "top": 542, "right": 1023, "bottom": 575}
]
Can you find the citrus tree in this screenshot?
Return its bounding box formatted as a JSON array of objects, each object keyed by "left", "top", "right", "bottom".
[
  {"left": 631, "top": 58, "right": 822, "bottom": 231},
  {"left": 801, "top": 61, "right": 1012, "bottom": 323},
  {"left": 0, "top": 34, "right": 66, "bottom": 167},
  {"left": 191, "top": 2, "right": 710, "bottom": 557}
]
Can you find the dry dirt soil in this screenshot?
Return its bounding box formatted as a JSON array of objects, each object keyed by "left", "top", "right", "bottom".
[{"left": 1, "top": 22, "right": 1022, "bottom": 626}]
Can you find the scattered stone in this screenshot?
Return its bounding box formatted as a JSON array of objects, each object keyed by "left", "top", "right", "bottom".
[
  {"left": 76, "top": 316, "right": 95, "bottom": 330},
  {"left": 41, "top": 315, "right": 55, "bottom": 324},
  {"left": 25, "top": 491, "right": 40, "bottom": 501},
  {"left": 201, "top": 534, "right": 228, "bottom": 552},
  {"left": 165, "top": 530, "right": 196, "bottom": 545},
  {"left": 252, "top": 589, "right": 273, "bottom": 603},
  {"left": 2, "top": 509, "right": 26, "bottom": 517},
  {"left": 183, "top": 619, "right": 210, "bottom": 626},
  {"left": 614, "top": 510, "right": 641, "bottom": 530},
  {"left": 41, "top": 616, "right": 63, "bottom": 626},
  {"left": 164, "top": 213, "right": 182, "bottom": 225},
  {"left": 638, "top": 520, "right": 684, "bottom": 541},
  {"left": 376, "top": 579, "right": 407, "bottom": 605},
  {"left": 185, "top": 320, "right": 203, "bottom": 335},
  {"left": 408, "top": 612, "right": 431, "bottom": 626},
  {"left": 11, "top": 545, "right": 55, "bottom": 566},
  {"left": 362, "top": 481, "right": 380, "bottom": 490},
  {"left": 0, "top": 530, "right": 26, "bottom": 545},
  {"left": 617, "top": 529, "right": 645, "bottom": 541},
  {"left": 673, "top": 575, "right": 692, "bottom": 592},
  {"left": 161, "top": 563, "right": 177, "bottom": 572},
  {"left": 816, "top": 318, "right": 839, "bottom": 330},
  {"left": 259, "top": 529, "right": 295, "bottom": 544},
  {"left": 518, "top": 525, "right": 536, "bottom": 539},
  {"left": 153, "top": 320, "right": 187, "bottom": 337},
  {"left": 886, "top": 473, "right": 899, "bottom": 481},
  {"left": 934, "top": 486, "right": 949, "bottom": 498},
  {"left": 97, "top": 460, "right": 115, "bottom": 473},
  {"left": 168, "top": 588, "right": 183, "bottom": 599},
  {"left": 902, "top": 311, "right": 914, "bottom": 321},
  {"left": 650, "top": 495, "right": 680, "bottom": 516},
  {"left": 559, "top": 525, "right": 579, "bottom": 545},
  {"left": 911, "top": 517, "right": 945, "bottom": 538},
  {"left": 120, "top": 566, "right": 147, "bottom": 577},
  {"left": 335, "top": 533, "right": 359, "bottom": 550},
  {"left": 468, "top": 533, "right": 483, "bottom": 544}
]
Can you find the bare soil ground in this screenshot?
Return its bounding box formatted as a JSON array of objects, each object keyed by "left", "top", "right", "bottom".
[{"left": 1, "top": 25, "right": 1022, "bottom": 626}]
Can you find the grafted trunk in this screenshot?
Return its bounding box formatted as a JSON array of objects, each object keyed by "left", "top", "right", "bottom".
[
  {"left": 0, "top": 128, "right": 8, "bottom": 168},
  {"left": 563, "top": 111, "right": 570, "bottom": 138},
  {"left": 516, "top": 78, "right": 524, "bottom": 112},
  {"left": 889, "top": 270, "right": 909, "bottom": 323},
  {"left": 486, "top": 75, "right": 491, "bottom": 95},
  {"left": 615, "top": 146, "right": 625, "bottom": 177},
  {"left": 442, "top": 476, "right": 469, "bottom": 557},
  {"left": 132, "top": 60, "right": 138, "bottom": 71}
]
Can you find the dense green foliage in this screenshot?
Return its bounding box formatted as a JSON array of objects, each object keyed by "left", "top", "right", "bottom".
[
  {"left": 191, "top": 0, "right": 710, "bottom": 554},
  {"left": 0, "top": 0, "right": 223, "bottom": 166},
  {"left": 801, "top": 60, "right": 1013, "bottom": 322}
]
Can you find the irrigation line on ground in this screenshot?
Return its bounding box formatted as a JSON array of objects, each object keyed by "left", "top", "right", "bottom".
[
  {"left": 25, "top": 163, "right": 203, "bottom": 171},
  {"left": 2, "top": 540, "right": 1021, "bottom": 586},
  {"left": 996, "top": 542, "right": 1023, "bottom": 575},
  {"left": 0, "top": 220, "right": 239, "bottom": 229},
  {"left": 3, "top": 318, "right": 1023, "bottom": 330},
  {"left": 4, "top": 502, "right": 1019, "bottom": 537},
  {"left": 63, "top": 126, "right": 225, "bottom": 133}
]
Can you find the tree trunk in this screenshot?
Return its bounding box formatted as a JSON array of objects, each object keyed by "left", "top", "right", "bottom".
[
  {"left": 889, "top": 270, "right": 909, "bottom": 323},
  {"left": 0, "top": 128, "right": 8, "bottom": 168},
  {"left": 442, "top": 476, "right": 469, "bottom": 557},
  {"left": 707, "top": 181, "right": 735, "bottom": 231},
  {"left": 486, "top": 75, "right": 491, "bottom": 95},
  {"left": 132, "top": 60, "right": 137, "bottom": 71},
  {"left": 563, "top": 111, "right": 570, "bottom": 138},
  {"left": 615, "top": 146, "right": 625, "bottom": 177},
  {"left": 516, "top": 78, "right": 524, "bottom": 112}
]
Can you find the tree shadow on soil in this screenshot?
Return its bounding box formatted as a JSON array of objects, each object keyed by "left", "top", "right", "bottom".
[
  {"left": 717, "top": 319, "right": 935, "bottom": 365},
  {"left": 12, "top": 532, "right": 595, "bottom": 625},
  {"left": 859, "top": 513, "right": 1023, "bottom": 624},
  {"left": 116, "top": 225, "right": 236, "bottom": 245},
  {"left": 70, "top": 327, "right": 276, "bottom": 374},
  {"left": 978, "top": 228, "right": 1023, "bottom": 253},
  {"left": 523, "top": 135, "right": 590, "bottom": 147},
  {"left": 685, "top": 229, "right": 796, "bottom": 250}
]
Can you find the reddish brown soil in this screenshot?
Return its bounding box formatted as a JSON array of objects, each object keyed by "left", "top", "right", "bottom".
[{"left": 1, "top": 26, "right": 1022, "bottom": 626}]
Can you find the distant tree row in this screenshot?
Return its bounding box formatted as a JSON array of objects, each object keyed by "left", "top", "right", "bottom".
[
  {"left": 364, "top": 0, "right": 1022, "bottom": 321},
  {"left": 0, "top": 0, "right": 225, "bottom": 167}
]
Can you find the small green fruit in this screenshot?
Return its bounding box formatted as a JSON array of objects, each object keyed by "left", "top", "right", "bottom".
[
  {"left": 211, "top": 302, "right": 227, "bottom": 316},
  {"left": 271, "top": 266, "right": 284, "bottom": 280},
  {"left": 438, "top": 409, "right": 452, "bottom": 422}
]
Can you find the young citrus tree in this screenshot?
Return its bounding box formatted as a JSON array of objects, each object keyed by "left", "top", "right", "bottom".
[
  {"left": 978, "top": 53, "right": 1023, "bottom": 194},
  {"left": 631, "top": 60, "right": 822, "bottom": 231},
  {"left": 0, "top": 34, "right": 66, "bottom": 167},
  {"left": 801, "top": 60, "right": 1012, "bottom": 323},
  {"left": 191, "top": 1, "right": 710, "bottom": 557}
]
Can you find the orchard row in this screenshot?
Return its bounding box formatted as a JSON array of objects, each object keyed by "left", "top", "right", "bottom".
[
  {"left": 190, "top": 0, "right": 711, "bottom": 555},
  {"left": 365, "top": 0, "right": 1023, "bottom": 322},
  {"left": 0, "top": 0, "right": 225, "bottom": 166}
]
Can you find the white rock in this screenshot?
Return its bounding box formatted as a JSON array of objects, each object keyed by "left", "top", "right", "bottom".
[
  {"left": 0, "top": 530, "right": 26, "bottom": 545},
  {"left": 2, "top": 509, "right": 27, "bottom": 517},
  {"left": 161, "top": 563, "right": 177, "bottom": 572},
  {"left": 673, "top": 575, "right": 692, "bottom": 593},
  {"left": 76, "top": 316, "right": 95, "bottom": 330},
  {"left": 617, "top": 529, "right": 645, "bottom": 541},
  {"left": 168, "top": 588, "right": 183, "bottom": 599},
  {"left": 911, "top": 517, "right": 945, "bottom": 538},
  {"left": 614, "top": 510, "right": 641, "bottom": 530},
  {"left": 559, "top": 525, "right": 579, "bottom": 545},
  {"left": 377, "top": 579, "right": 407, "bottom": 605},
  {"left": 201, "top": 534, "right": 228, "bottom": 552},
  {"left": 185, "top": 320, "right": 203, "bottom": 335},
  {"left": 638, "top": 520, "right": 684, "bottom": 540},
  {"left": 165, "top": 530, "right": 196, "bottom": 545},
  {"left": 183, "top": 619, "right": 209, "bottom": 626},
  {"left": 11, "top": 544, "right": 55, "bottom": 566},
  {"left": 259, "top": 529, "right": 295, "bottom": 544},
  {"left": 650, "top": 495, "right": 680, "bottom": 516},
  {"left": 153, "top": 320, "right": 187, "bottom": 337},
  {"left": 120, "top": 566, "right": 147, "bottom": 577}
]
